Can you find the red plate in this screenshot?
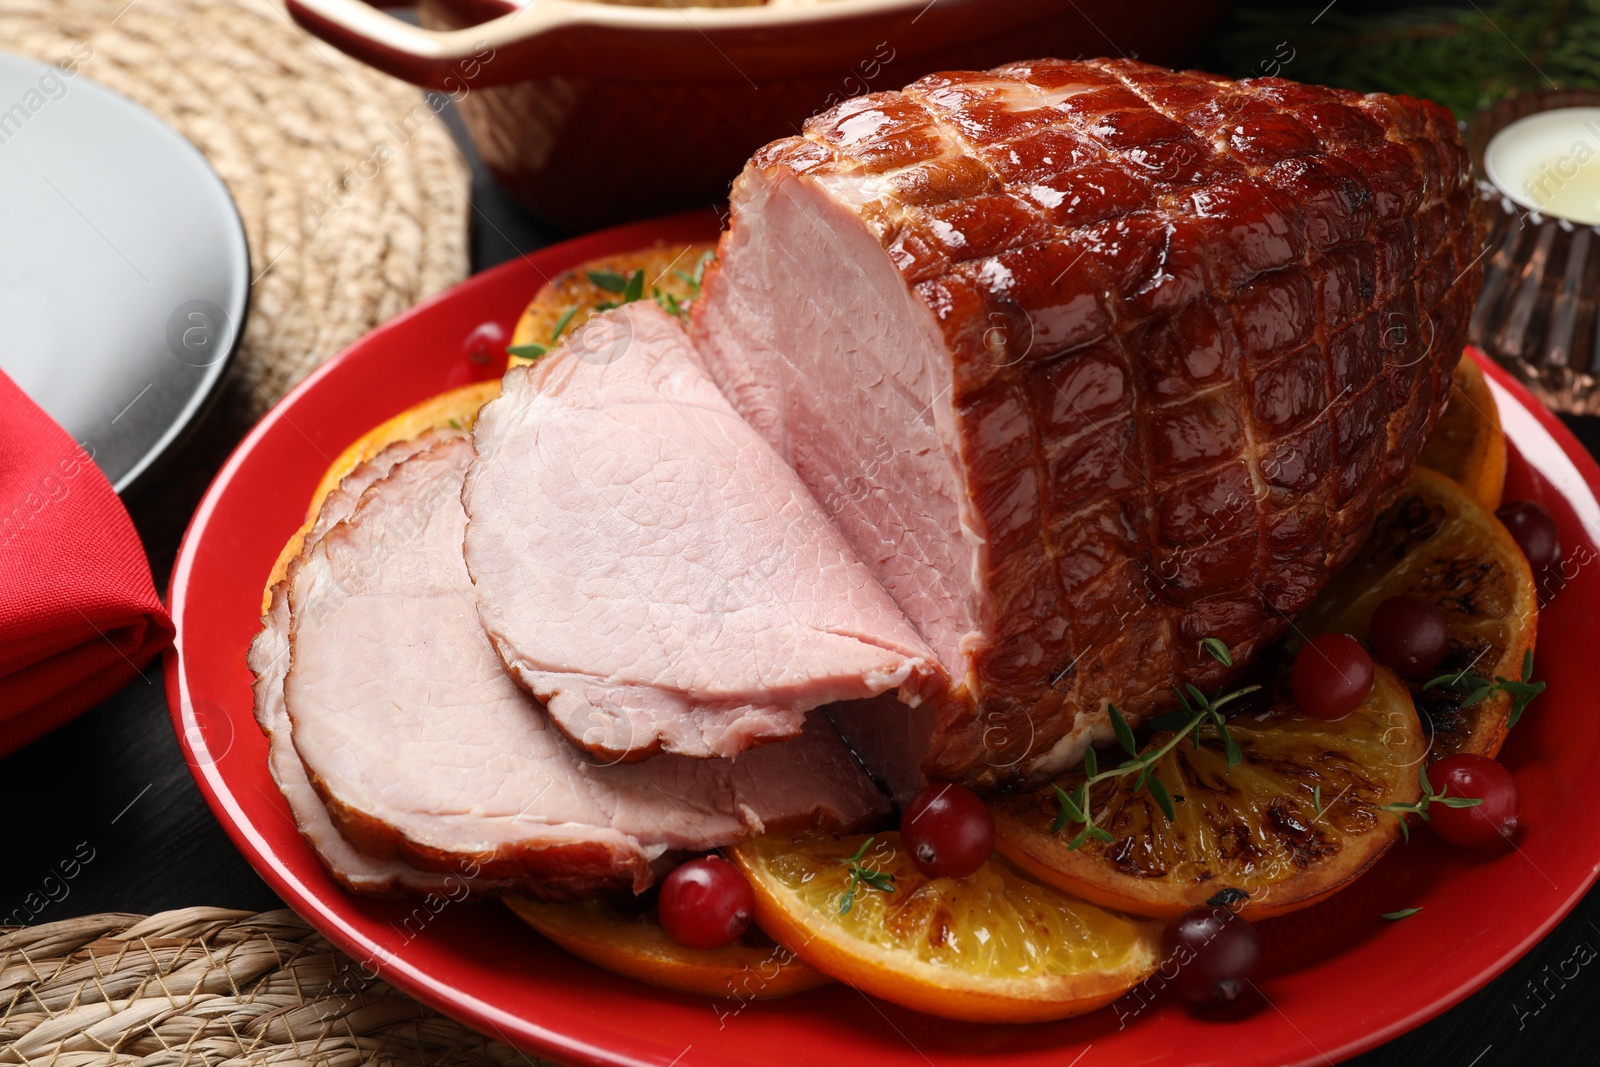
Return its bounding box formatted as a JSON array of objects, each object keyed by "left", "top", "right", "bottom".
[{"left": 167, "top": 209, "right": 1600, "bottom": 1067}]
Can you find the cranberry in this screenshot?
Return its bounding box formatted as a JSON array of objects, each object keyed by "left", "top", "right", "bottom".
[
  {"left": 1369, "top": 595, "right": 1450, "bottom": 677},
  {"left": 1496, "top": 500, "right": 1560, "bottom": 571},
  {"left": 1428, "top": 754, "right": 1520, "bottom": 848},
  {"left": 657, "top": 855, "right": 754, "bottom": 949},
  {"left": 1163, "top": 905, "right": 1263, "bottom": 1008},
  {"left": 1292, "top": 633, "right": 1375, "bottom": 720},
  {"left": 902, "top": 783, "right": 995, "bottom": 879}
]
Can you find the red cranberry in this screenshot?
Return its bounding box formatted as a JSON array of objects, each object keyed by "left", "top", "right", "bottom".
[
  {"left": 1292, "top": 634, "right": 1375, "bottom": 719},
  {"left": 1496, "top": 501, "right": 1560, "bottom": 571},
  {"left": 902, "top": 783, "right": 995, "bottom": 879},
  {"left": 1428, "top": 754, "right": 1520, "bottom": 848},
  {"left": 1369, "top": 595, "right": 1450, "bottom": 677},
  {"left": 1163, "top": 905, "right": 1263, "bottom": 1009},
  {"left": 657, "top": 855, "right": 754, "bottom": 949}
]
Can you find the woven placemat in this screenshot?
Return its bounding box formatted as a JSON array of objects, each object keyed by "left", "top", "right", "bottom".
[
  {"left": 0, "top": 908, "right": 548, "bottom": 1066},
  {"left": 0, "top": 0, "right": 471, "bottom": 420}
]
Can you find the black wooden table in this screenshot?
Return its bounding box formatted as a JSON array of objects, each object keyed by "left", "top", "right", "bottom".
[{"left": 7, "top": 100, "right": 1600, "bottom": 1067}]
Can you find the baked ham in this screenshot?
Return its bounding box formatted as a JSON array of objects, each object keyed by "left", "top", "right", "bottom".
[
  {"left": 691, "top": 58, "right": 1481, "bottom": 789},
  {"left": 463, "top": 303, "right": 937, "bottom": 763},
  {"left": 277, "top": 433, "right": 888, "bottom": 896}
]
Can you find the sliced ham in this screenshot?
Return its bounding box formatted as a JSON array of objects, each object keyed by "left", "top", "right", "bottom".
[
  {"left": 282, "top": 433, "right": 889, "bottom": 897},
  {"left": 249, "top": 431, "right": 508, "bottom": 896},
  {"left": 692, "top": 58, "right": 1481, "bottom": 788},
  {"left": 462, "top": 302, "right": 938, "bottom": 763}
]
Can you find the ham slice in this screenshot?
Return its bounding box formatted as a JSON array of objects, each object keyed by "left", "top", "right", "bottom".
[
  {"left": 281, "top": 433, "right": 889, "bottom": 897},
  {"left": 692, "top": 58, "right": 1481, "bottom": 789},
  {"left": 462, "top": 302, "right": 938, "bottom": 763},
  {"left": 247, "top": 431, "right": 504, "bottom": 896}
]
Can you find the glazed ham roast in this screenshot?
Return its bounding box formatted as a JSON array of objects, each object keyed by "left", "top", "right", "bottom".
[
  {"left": 693, "top": 57, "right": 1480, "bottom": 789},
  {"left": 251, "top": 57, "right": 1481, "bottom": 896}
]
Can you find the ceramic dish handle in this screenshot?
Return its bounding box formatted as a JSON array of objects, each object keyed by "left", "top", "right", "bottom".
[
  {"left": 285, "top": 0, "right": 550, "bottom": 88},
  {"left": 287, "top": 0, "right": 946, "bottom": 87}
]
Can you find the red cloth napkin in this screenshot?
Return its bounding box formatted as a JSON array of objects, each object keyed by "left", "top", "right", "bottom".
[{"left": 0, "top": 369, "right": 173, "bottom": 756}]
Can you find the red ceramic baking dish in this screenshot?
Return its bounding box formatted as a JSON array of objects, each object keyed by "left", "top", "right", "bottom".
[{"left": 287, "top": 0, "right": 1234, "bottom": 230}]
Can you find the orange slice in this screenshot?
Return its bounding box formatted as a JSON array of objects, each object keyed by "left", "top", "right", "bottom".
[
  {"left": 510, "top": 241, "right": 715, "bottom": 366},
  {"left": 1417, "top": 353, "right": 1507, "bottom": 511},
  {"left": 992, "top": 665, "right": 1423, "bottom": 920},
  {"left": 729, "top": 831, "right": 1160, "bottom": 1022},
  {"left": 505, "top": 895, "right": 831, "bottom": 1000},
  {"left": 1298, "top": 467, "right": 1537, "bottom": 760}
]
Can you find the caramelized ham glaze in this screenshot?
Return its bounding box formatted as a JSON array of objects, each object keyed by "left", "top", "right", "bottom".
[{"left": 693, "top": 58, "right": 1482, "bottom": 789}]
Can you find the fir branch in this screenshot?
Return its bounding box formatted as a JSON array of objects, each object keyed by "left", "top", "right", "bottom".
[{"left": 1201, "top": 0, "right": 1600, "bottom": 118}]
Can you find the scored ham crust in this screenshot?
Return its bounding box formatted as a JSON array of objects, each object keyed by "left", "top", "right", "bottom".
[{"left": 692, "top": 57, "right": 1482, "bottom": 788}]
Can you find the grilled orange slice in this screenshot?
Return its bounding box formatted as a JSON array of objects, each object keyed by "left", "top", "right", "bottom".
[
  {"left": 1417, "top": 353, "right": 1507, "bottom": 511},
  {"left": 260, "top": 381, "right": 498, "bottom": 611},
  {"left": 510, "top": 242, "right": 714, "bottom": 367},
  {"left": 729, "top": 831, "right": 1160, "bottom": 1022},
  {"left": 1298, "top": 467, "right": 1537, "bottom": 760},
  {"left": 992, "top": 666, "right": 1423, "bottom": 920},
  {"left": 505, "top": 895, "right": 831, "bottom": 1000}
]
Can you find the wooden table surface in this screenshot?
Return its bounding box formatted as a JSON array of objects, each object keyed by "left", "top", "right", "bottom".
[{"left": 6, "top": 101, "right": 1599, "bottom": 1067}]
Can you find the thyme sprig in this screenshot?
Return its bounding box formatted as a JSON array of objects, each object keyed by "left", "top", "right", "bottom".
[
  {"left": 505, "top": 301, "right": 583, "bottom": 363},
  {"left": 838, "top": 836, "right": 895, "bottom": 914},
  {"left": 1051, "top": 639, "right": 1258, "bottom": 850},
  {"left": 1423, "top": 649, "right": 1545, "bottom": 729},
  {"left": 510, "top": 251, "right": 715, "bottom": 363},
  {"left": 1380, "top": 763, "right": 1483, "bottom": 843}
]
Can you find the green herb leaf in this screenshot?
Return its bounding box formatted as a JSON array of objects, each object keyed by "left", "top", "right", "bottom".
[
  {"left": 1147, "top": 710, "right": 1192, "bottom": 732},
  {"left": 1147, "top": 775, "right": 1177, "bottom": 821},
  {"left": 1082, "top": 746, "right": 1099, "bottom": 780},
  {"left": 839, "top": 836, "right": 894, "bottom": 914},
  {"left": 622, "top": 269, "right": 645, "bottom": 304},
  {"left": 1435, "top": 795, "right": 1485, "bottom": 809},
  {"left": 1381, "top": 907, "right": 1423, "bottom": 921},
  {"left": 447, "top": 418, "right": 462, "bottom": 430},
  {"left": 1218, "top": 720, "right": 1244, "bottom": 774},
  {"left": 506, "top": 343, "right": 547, "bottom": 361},
  {"left": 1200, "top": 637, "right": 1233, "bottom": 666},
  {"left": 1311, "top": 785, "right": 1324, "bottom": 818},
  {"left": 587, "top": 270, "right": 629, "bottom": 293},
  {"left": 1051, "top": 785, "right": 1084, "bottom": 832},
  {"left": 1184, "top": 683, "right": 1211, "bottom": 712},
  {"left": 550, "top": 304, "right": 581, "bottom": 342},
  {"left": 1503, "top": 673, "right": 1546, "bottom": 729},
  {"left": 1110, "top": 704, "right": 1138, "bottom": 758},
  {"left": 1523, "top": 649, "right": 1535, "bottom": 683}
]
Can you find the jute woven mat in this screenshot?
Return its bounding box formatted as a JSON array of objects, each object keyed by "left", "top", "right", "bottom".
[
  {"left": 0, "top": 0, "right": 471, "bottom": 420},
  {"left": 0, "top": 908, "right": 546, "bottom": 1066}
]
